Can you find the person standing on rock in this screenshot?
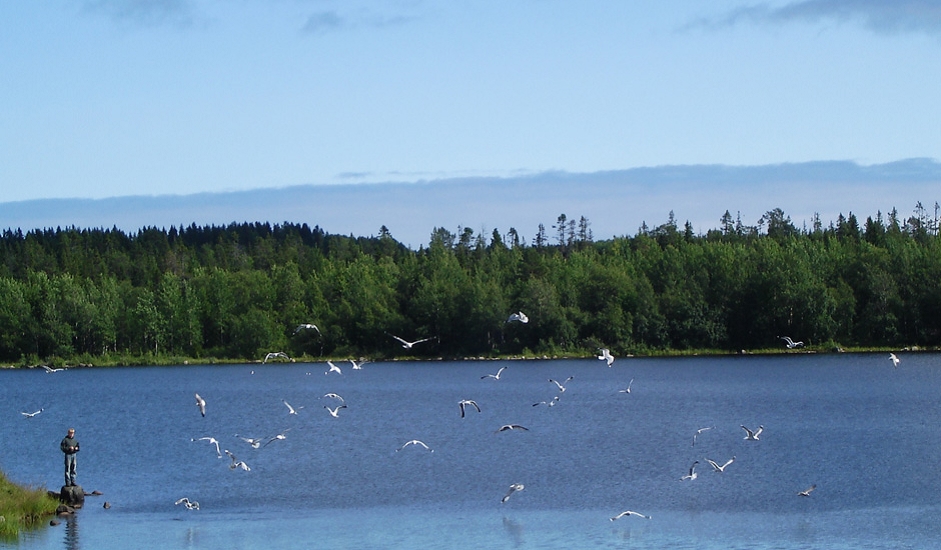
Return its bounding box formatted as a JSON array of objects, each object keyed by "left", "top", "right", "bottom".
[{"left": 60, "top": 428, "right": 79, "bottom": 487}]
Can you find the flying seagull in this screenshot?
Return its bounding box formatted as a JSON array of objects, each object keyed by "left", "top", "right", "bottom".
[
  {"left": 798, "top": 484, "right": 817, "bottom": 497},
  {"left": 390, "top": 334, "right": 433, "bottom": 349},
  {"left": 322, "top": 392, "right": 345, "bottom": 404},
  {"left": 174, "top": 497, "right": 200, "bottom": 510},
  {"left": 692, "top": 426, "right": 716, "bottom": 446},
  {"left": 533, "top": 396, "right": 561, "bottom": 408},
  {"left": 194, "top": 393, "right": 206, "bottom": 417},
  {"left": 501, "top": 483, "right": 525, "bottom": 503},
  {"left": 741, "top": 425, "right": 764, "bottom": 441},
  {"left": 325, "top": 361, "right": 342, "bottom": 375},
  {"left": 41, "top": 365, "right": 65, "bottom": 373},
  {"left": 459, "top": 399, "right": 481, "bottom": 418},
  {"left": 889, "top": 353, "right": 900, "bottom": 368},
  {"left": 283, "top": 400, "right": 303, "bottom": 415},
  {"left": 235, "top": 435, "right": 265, "bottom": 449},
  {"left": 706, "top": 456, "right": 736, "bottom": 473},
  {"left": 349, "top": 359, "right": 369, "bottom": 370},
  {"left": 224, "top": 449, "right": 251, "bottom": 471},
  {"left": 618, "top": 379, "right": 634, "bottom": 394},
  {"left": 680, "top": 461, "right": 699, "bottom": 481},
  {"left": 264, "top": 429, "right": 291, "bottom": 447},
  {"left": 396, "top": 439, "right": 434, "bottom": 453},
  {"left": 264, "top": 351, "right": 291, "bottom": 363},
  {"left": 324, "top": 404, "right": 348, "bottom": 418},
  {"left": 481, "top": 366, "right": 507, "bottom": 380},
  {"left": 610, "top": 510, "right": 651, "bottom": 521},
  {"left": 506, "top": 311, "right": 529, "bottom": 323},
  {"left": 598, "top": 348, "right": 615, "bottom": 367},
  {"left": 293, "top": 323, "right": 321, "bottom": 335},
  {"left": 779, "top": 336, "right": 804, "bottom": 349},
  {"left": 21, "top": 408, "right": 43, "bottom": 418},
  {"left": 191, "top": 436, "right": 223, "bottom": 458},
  {"left": 495, "top": 424, "right": 529, "bottom": 433},
  {"left": 548, "top": 376, "right": 573, "bottom": 393}
]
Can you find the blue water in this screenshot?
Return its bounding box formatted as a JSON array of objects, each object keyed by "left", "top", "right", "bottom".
[{"left": 2, "top": 353, "right": 940, "bottom": 549}]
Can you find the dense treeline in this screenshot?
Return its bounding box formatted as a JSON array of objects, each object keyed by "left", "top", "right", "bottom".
[{"left": 0, "top": 204, "right": 939, "bottom": 364}]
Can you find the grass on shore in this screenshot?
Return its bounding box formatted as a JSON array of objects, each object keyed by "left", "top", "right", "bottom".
[{"left": 0, "top": 470, "right": 59, "bottom": 538}]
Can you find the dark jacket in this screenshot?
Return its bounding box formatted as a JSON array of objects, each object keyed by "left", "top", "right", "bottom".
[{"left": 60, "top": 436, "right": 79, "bottom": 455}]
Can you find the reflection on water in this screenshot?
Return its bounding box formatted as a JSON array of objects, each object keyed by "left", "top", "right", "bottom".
[
  {"left": 63, "top": 515, "right": 78, "bottom": 550},
  {"left": 501, "top": 516, "right": 524, "bottom": 547}
]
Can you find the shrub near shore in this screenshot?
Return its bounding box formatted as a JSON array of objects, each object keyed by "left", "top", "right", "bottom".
[{"left": 0, "top": 470, "right": 59, "bottom": 538}]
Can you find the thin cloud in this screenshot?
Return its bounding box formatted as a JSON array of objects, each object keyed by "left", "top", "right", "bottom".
[
  {"left": 300, "top": 7, "right": 417, "bottom": 35},
  {"left": 302, "top": 10, "right": 345, "bottom": 34},
  {"left": 81, "top": 0, "right": 201, "bottom": 28},
  {"left": 696, "top": 0, "right": 941, "bottom": 35}
]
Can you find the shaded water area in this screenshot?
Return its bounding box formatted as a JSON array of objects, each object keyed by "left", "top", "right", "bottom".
[{"left": 2, "top": 353, "right": 940, "bottom": 548}]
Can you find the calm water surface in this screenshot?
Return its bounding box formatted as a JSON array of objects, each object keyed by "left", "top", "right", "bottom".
[{"left": 2, "top": 353, "right": 939, "bottom": 549}]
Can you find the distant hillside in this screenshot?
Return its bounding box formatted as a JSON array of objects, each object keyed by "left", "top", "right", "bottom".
[{"left": 1, "top": 159, "right": 938, "bottom": 248}]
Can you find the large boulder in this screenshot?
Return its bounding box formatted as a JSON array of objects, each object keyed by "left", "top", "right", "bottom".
[{"left": 59, "top": 485, "right": 85, "bottom": 508}]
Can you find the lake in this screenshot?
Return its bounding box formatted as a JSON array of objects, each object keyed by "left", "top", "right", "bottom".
[{"left": 2, "top": 353, "right": 939, "bottom": 549}]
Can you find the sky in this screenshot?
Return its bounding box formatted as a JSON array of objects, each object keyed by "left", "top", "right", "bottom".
[{"left": 1, "top": 1, "right": 940, "bottom": 237}]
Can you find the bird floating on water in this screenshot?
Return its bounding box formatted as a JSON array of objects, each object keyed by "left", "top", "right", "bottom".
[
  {"left": 598, "top": 348, "right": 615, "bottom": 367},
  {"left": 680, "top": 461, "right": 699, "bottom": 481},
  {"left": 779, "top": 336, "right": 804, "bottom": 349},
  {"left": 264, "top": 351, "right": 291, "bottom": 363},
  {"left": 495, "top": 424, "right": 529, "bottom": 433},
  {"left": 618, "top": 378, "right": 634, "bottom": 394},
  {"left": 390, "top": 334, "right": 433, "bottom": 349},
  {"left": 610, "top": 510, "right": 651, "bottom": 521},
  {"left": 741, "top": 425, "right": 763, "bottom": 440},
  {"left": 191, "top": 436, "right": 222, "bottom": 458},
  {"left": 889, "top": 353, "right": 900, "bottom": 368},
  {"left": 506, "top": 311, "right": 529, "bottom": 323},
  {"left": 194, "top": 393, "right": 206, "bottom": 417},
  {"left": 224, "top": 450, "right": 250, "bottom": 471},
  {"left": 501, "top": 483, "right": 525, "bottom": 503},
  {"left": 396, "top": 439, "right": 434, "bottom": 453},
  {"left": 325, "top": 361, "right": 342, "bottom": 375},
  {"left": 692, "top": 426, "right": 716, "bottom": 446},
  {"left": 21, "top": 408, "right": 43, "bottom": 418},
  {"left": 706, "top": 456, "right": 735, "bottom": 473},
  {"left": 481, "top": 366, "right": 507, "bottom": 380},
  {"left": 459, "top": 399, "right": 481, "bottom": 418},
  {"left": 174, "top": 497, "right": 200, "bottom": 510},
  {"left": 798, "top": 484, "right": 817, "bottom": 497},
  {"left": 549, "top": 376, "right": 573, "bottom": 393},
  {"left": 324, "top": 404, "right": 347, "bottom": 418}
]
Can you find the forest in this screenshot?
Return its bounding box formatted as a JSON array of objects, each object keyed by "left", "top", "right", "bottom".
[{"left": 0, "top": 203, "right": 938, "bottom": 365}]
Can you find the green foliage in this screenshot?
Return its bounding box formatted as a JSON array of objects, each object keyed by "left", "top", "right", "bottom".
[
  {"left": 0, "top": 470, "right": 58, "bottom": 538},
  {"left": 0, "top": 211, "right": 938, "bottom": 364}
]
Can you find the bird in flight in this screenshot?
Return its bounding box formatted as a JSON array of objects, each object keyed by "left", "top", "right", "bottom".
[
  {"left": 194, "top": 393, "right": 206, "bottom": 417},
  {"left": 264, "top": 351, "right": 291, "bottom": 363},
  {"left": 324, "top": 404, "right": 347, "bottom": 418},
  {"left": 191, "top": 436, "right": 222, "bottom": 458},
  {"left": 283, "top": 400, "right": 303, "bottom": 415},
  {"left": 224, "top": 450, "right": 251, "bottom": 471},
  {"left": 458, "top": 399, "right": 481, "bottom": 418},
  {"left": 293, "top": 323, "right": 321, "bottom": 335},
  {"left": 680, "top": 461, "right": 699, "bottom": 481},
  {"left": 778, "top": 336, "right": 804, "bottom": 349},
  {"left": 706, "top": 456, "right": 735, "bottom": 473},
  {"left": 548, "top": 376, "right": 573, "bottom": 393},
  {"left": 798, "top": 484, "right": 817, "bottom": 497},
  {"left": 236, "top": 435, "right": 265, "bottom": 449},
  {"left": 481, "top": 366, "right": 507, "bottom": 380},
  {"left": 325, "top": 361, "right": 342, "bottom": 375},
  {"left": 174, "top": 497, "right": 200, "bottom": 510},
  {"left": 501, "top": 483, "right": 525, "bottom": 503},
  {"left": 322, "top": 392, "right": 345, "bottom": 404},
  {"left": 506, "top": 311, "right": 529, "bottom": 323},
  {"left": 610, "top": 510, "right": 651, "bottom": 521},
  {"left": 390, "top": 334, "right": 433, "bottom": 349},
  {"left": 495, "top": 424, "right": 529, "bottom": 433},
  {"left": 598, "top": 348, "right": 615, "bottom": 367},
  {"left": 395, "top": 439, "right": 434, "bottom": 453},
  {"left": 889, "top": 353, "right": 900, "bottom": 368},
  {"left": 21, "top": 408, "right": 43, "bottom": 418},
  {"left": 692, "top": 426, "right": 716, "bottom": 446},
  {"left": 741, "top": 425, "right": 764, "bottom": 440},
  {"left": 264, "top": 429, "right": 291, "bottom": 447},
  {"left": 41, "top": 365, "right": 65, "bottom": 373},
  {"left": 533, "top": 396, "right": 561, "bottom": 408},
  {"left": 618, "top": 378, "right": 634, "bottom": 394},
  {"left": 349, "top": 359, "right": 369, "bottom": 370}
]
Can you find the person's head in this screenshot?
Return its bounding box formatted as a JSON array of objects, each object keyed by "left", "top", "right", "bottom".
[{"left": 67, "top": 428, "right": 75, "bottom": 437}]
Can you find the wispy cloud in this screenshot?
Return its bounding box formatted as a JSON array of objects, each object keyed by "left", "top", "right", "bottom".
[
  {"left": 694, "top": 0, "right": 941, "bottom": 35},
  {"left": 302, "top": 10, "right": 345, "bottom": 34},
  {"left": 300, "top": 6, "right": 418, "bottom": 35},
  {"left": 81, "top": 0, "right": 201, "bottom": 28}
]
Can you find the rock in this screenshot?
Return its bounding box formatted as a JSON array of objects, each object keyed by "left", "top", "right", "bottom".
[
  {"left": 50, "top": 519, "right": 60, "bottom": 526},
  {"left": 55, "top": 504, "right": 75, "bottom": 515},
  {"left": 103, "top": 502, "right": 111, "bottom": 509},
  {"left": 59, "top": 485, "right": 85, "bottom": 508}
]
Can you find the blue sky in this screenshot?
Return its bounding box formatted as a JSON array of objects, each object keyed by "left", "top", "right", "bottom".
[{"left": 1, "top": 1, "right": 939, "bottom": 213}]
